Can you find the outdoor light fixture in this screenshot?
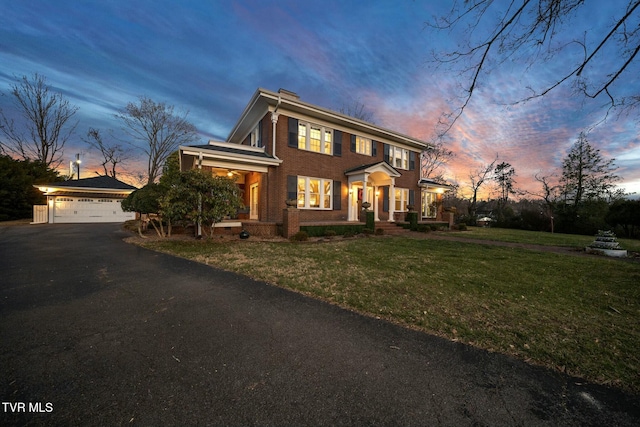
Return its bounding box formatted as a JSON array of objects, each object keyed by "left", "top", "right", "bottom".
[{"left": 75, "top": 154, "right": 81, "bottom": 180}]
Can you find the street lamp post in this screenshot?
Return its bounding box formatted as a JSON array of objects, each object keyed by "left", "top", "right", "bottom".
[{"left": 75, "top": 154, "right": 81, "bottom": 180}]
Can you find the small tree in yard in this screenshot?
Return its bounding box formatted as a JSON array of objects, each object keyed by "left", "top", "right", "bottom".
[
  {"left": 181, "top": 170, "right": 243, "bottom": 238},
  {"left": 157, "top": 151, "right": 186, "bottom": 237},
  {"left": 121, "top": 183, "right": 165, "bottom": 237}
]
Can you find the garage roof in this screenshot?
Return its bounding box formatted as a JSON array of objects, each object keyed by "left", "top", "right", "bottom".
[
  {"left": 44, "top": 176, "right": 137, "bottom": 190},
  {"left": 36, "top": 176, "right": 138, "bottom": 196}
]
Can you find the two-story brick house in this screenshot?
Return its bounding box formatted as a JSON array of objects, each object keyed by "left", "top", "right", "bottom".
[{"left": 179, "top": 88, "right": 451, "bottom": 236}]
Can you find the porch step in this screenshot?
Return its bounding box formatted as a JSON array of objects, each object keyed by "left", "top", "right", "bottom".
[{"left": 372, "top": 221, "right": 410, "bottom": 235}]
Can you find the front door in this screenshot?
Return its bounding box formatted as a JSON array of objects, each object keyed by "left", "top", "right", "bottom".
[
  {"left": 250, "top": 183, "right": 259, "bottom": 220},
  {"left": 349, "top": 184, "right": 361, "bottom": 221}
]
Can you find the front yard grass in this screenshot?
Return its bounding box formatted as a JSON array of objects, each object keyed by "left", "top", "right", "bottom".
[
  {"left": 139, "top": 235, "right": 640, "bottom": 393},
  {"left": 458, "top": 226, "right": 640, "bottom": 252}
]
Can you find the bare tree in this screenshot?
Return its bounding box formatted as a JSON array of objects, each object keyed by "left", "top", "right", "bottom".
[
  {"left": 467, "top": 157, "right": 497, "bottom": 220},
  {"left": 0, "top": 73, "right": 78, "bottom": 167},
  {"left": 533, "top": 172, "right": 560, "bottom": 233},
  {"left": 421, "top": 136, "right": 455, "bottom": 182},
  {"left": 338, "top": 98, "right": 375, "bottom": 123},
  {"left": 428, "top": 1, "right": 640, "bottom": 133},
  {"left": 116, "top": 96, "right": 199, "bottom": 184},
  {"left": 83, "top": 128, "right": 130, "bottom": 179}
]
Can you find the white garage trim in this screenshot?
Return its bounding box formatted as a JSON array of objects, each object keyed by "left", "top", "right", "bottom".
[
  {"left": 48, "top": 196, "right": 135, "bottom": 223},
  {"left": 34, "top": 176, "right": 138, "bottom": 224}
]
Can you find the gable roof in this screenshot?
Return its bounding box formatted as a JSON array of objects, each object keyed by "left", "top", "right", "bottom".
[
  {"left": 344, "top": 161, "right": 401, "bottom": 178},
  {"left": 227, "top": 88, "right": 433, "bottom": 151}
]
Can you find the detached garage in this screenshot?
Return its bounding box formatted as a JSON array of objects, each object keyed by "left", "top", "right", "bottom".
[{"left": 34, "top": 176, "right": 138, "bottom": 224}]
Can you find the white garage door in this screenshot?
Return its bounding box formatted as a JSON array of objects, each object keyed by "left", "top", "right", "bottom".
[{"left": 53, "top": 197, "right": 135, "bottom": 223}]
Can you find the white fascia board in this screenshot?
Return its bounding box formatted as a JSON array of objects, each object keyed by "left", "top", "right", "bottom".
[
  {"left": 269, "top": 96, "right": 430, "bottom": 151},
  {"left": 200, "top": 159, "right": 269, "bottom": 173},
  {"left": 33, "top": 185, "right": 134, "bottom": 195},
  {"left": 229, "top": 88, "right": 433, "bottom": 151},
  {"left": 181, "top": 150, "right": 282, "bottom": 167}
]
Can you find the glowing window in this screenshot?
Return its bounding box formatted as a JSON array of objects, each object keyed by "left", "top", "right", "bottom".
[
  {"left": 394, "top": 188, "right": 409, "bottom": 212},
  {"left": 297, "top": 176, "right": 332, "bottom": 210},
  {"left": 297, "top": 122, "right": 332, "bottom": 155},
  {"left": 356, "top": 136, "right": 372, "bottom": 156}
]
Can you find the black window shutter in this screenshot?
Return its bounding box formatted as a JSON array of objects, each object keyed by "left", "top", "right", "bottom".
[
  {"left": 333, "top": 180, "right": 341, "bottom": 210},
  {"left": 350, "top": 134, "right": 356, "bottom": 152},
  {"left": 288, "top": 118, "right": 298, "bottom": 148},
  {"left": 372, "top": 140, "right": 377, "bottom": 157},
  {"left": 409, "top": 189, "right": 415, "bottom": 206},
  {"left": 287, "top": 175, "right": 297, "bottom": 200},
  {"left": 409, "top": 151, "right": 416, "bottom": 170},
  {"left": 258, "top": 119, "right": 263, "bottom": 148},
  {"left": 334, "top": 130, "right": 342, "bottom": 157},
  {"left": 383, "top": 144, "right": 390, "bottom": 163},
  {"left": 383, "top": 186, "right": 389, "bottom": 212}
]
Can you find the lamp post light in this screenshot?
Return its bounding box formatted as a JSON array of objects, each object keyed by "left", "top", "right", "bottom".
[{"left": 75, "top": 154, "right": 81, "bottom": 180}]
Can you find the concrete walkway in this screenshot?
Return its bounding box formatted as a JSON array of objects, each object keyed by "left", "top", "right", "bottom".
[{"left": 1, "top": 224, "right": 638, "bottom": 426}]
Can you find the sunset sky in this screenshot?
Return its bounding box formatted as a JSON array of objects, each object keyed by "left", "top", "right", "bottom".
[{"left": 1, "top": 0, "right": 638, "bottom": 198}]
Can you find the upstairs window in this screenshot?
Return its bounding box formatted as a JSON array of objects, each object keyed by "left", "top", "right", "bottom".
[
  {"left": 298, "top": 122, "right": 333, "bottom": 155},
  {"left": 250, "top": 122, "right": 262, "bottom": 147},
  {"left": 389, "top": 146, "right": 409, "bottom": 170},
  {"left": 356, "top": 136, "right": 372, "bottom": 155}
]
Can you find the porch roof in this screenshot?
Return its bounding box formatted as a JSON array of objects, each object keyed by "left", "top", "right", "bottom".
[
  {"left": 418, "top": 178, "right": 454, "bottom": 192},
  {"left": 180, "top": 141, "right": 282, "bottom": 173}
]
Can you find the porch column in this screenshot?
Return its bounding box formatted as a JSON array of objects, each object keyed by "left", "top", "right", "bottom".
[
  {"left": 374, "top": 186, "right": 380, "bottom": 221},
  {"left": 362, "top": 178, "right": 368, "bottom": 223},
  {"left": 388, "top": 182, "right": 395, "bottom": 222}
]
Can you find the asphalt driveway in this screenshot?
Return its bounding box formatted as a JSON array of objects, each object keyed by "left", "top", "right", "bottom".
[{"left": 1, "top": 223, "right": 638, "bottom": 426}]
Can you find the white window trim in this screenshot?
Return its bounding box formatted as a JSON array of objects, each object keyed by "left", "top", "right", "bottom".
[
  {"left": 297, "top": 176, "right": 333, "bottom": 210},
  {"left": 298, "top": 121, "right": 333, "bottom": 155},
  {"left": 394, "top": 188, "right": 409, "bottom": 212},
  {"left": 356, "top": 136, "right": 372, "bottom": 156},
  {"left": 250, "top": 124, "right": 260, "bottom": 147},
  {"left": 389, "top": 146, "right": 409, "bottom": 170}
]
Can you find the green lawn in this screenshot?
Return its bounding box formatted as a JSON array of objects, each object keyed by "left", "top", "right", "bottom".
[
  {"left": 455, "top": 226, "right": 640, "bottom": 252},
  {"left": 139, "top": 234, "right": 640, "bottom": 393}
]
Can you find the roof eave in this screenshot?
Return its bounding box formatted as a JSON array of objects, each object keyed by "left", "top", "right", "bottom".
[{"left": 228, "top": 88, "right": 433, "bottom": 150}]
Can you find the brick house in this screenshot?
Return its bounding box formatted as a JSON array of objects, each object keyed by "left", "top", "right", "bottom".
[{"left": 179, "top": 88, "right": 451, "bottom": 236}]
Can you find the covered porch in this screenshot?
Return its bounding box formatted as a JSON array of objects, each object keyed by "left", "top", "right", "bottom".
[
  {"left": 344, "top": 162, "right": 401, "bottom": 223},
  {"left": 179, "top": 141, "right": 282, "bottom": 223},
  {"left": 418, "top": 178, "right": 455, "bottom": 222}
]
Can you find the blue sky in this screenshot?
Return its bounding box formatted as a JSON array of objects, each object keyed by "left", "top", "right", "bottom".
[{"left": 1, "top": 0, "right": 638, "bottom": 197}]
